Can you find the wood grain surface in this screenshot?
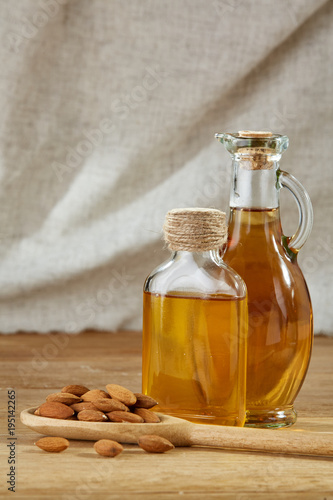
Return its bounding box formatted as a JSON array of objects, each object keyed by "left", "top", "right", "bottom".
[{"left": 1, "top": 331, "right": 332, "bottom": 499}]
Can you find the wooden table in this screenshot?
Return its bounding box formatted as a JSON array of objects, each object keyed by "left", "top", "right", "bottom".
[{"left": 1, "top": 331, "right": 332, "bottom": 499}]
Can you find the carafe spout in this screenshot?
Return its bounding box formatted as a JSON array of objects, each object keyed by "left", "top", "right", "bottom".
[{"left": 214, "top": 133, "right": 225, "bottom": 143}]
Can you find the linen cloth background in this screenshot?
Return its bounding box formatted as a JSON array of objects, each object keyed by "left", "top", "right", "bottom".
[{"left": 0, "top": 0, "right": 332, "bottom": 334}]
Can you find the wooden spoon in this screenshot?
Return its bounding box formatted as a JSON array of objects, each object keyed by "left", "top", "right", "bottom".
[{"left": 20, "top": 408, "right": 333, "bottom": 457}]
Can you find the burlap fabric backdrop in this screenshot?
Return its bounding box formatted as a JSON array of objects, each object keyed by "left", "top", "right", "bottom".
[{"left": 0, "top": 0, "right": 332, "bottom": 334}]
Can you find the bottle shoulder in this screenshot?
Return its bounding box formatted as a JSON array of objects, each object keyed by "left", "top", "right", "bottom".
[{"left": 144, "top": 251, "right": 246, "bottom": 299}]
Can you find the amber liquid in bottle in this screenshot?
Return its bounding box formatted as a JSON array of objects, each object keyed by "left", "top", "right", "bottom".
[
  {"left": 142, "top": 291, "right": 247, "bottom": 427},
  {"left": 224, "top": 207, "right": 313, "bottom": 427}
]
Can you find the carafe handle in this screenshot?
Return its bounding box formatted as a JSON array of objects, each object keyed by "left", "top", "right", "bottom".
[{"left": 278, "top": 170, "right": 313, "bottom": 253}]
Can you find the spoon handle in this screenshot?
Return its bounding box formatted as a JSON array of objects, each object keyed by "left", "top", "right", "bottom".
[{"left": 188, "top": 424, "right": 333, "bottom": 457}]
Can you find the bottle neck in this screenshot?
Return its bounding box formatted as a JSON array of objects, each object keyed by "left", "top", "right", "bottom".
[
  {"left": 229, "top": 158, "right": 280, "bottom": 209},
  {"left": 173, "top": 249, "right": 222, "bottom": 266}
]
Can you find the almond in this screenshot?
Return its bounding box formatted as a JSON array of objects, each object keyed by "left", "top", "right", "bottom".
[
  {"left": 61, "top": 385, "right": 90, "bottom": 397},
  {"left": 70, "top": 402, "right": 96, "bottom": 412},
  {"left": 105, "top": 384, "right": 137, "bottom": 406},
  {"left": 46, "top": 393, "right": 81, "bottom": 405},
  {"left": 34, "top": 407, "right": 40, "bottom": 416},
  {"left": 133, "top": 408, "right": 161, "bottom": 423},
  {"left": 77, "top": 410, "right": 108, "bottom": 422},
  {"left": 35, "top": 437, "right": 69, "bottom": 453},
  {"left": 81, "top": 390, "right": 111, "bottom": 402},
  {"left": 138, "top": 435, "right": 174, "bottom": 453},
  {"left": 106, "top": 411, "right": 144, "bottom": 423},
  {"left": 133, "top": 394, "right": 158, "bottom": 409},
  {"left": 92, "top": 399, "right": 129, "bottom": 413},
  {"left": 39, "top": 402, "right": 74, "bottom": 419},
  {"left": 94, "top": 439, "right": 123, "bottom": 457}
]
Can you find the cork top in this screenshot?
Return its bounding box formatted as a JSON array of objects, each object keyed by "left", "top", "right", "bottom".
[
  {"left": 238, "top": 130, "right": 273, "bottom": 138},
  {"left": 215, "top": 131, "right": 289, "bottom": 170},
  {"left": 163, "top": 208, "right": 227, "bottom": 252}
]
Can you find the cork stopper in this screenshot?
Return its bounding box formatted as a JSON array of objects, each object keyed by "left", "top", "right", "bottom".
[
  {"left": 216, "top": 131, "right": 289, "bottom": 170},
  {"left": 163, "top": 208, "right": 227, "bottom": 252},
  {"left": 236, "top": 131, "right": 275, "bottom": 170},
  {"left": 238, "top": 130, "right": 273, "bottom": 138}
]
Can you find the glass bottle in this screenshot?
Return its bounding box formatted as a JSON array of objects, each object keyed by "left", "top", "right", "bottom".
[
  {"left": 215, "top": 130, "right": 313, "bottom": 428},
  {"left": 142, "top": 208, "right": 248, "bottom": 427}
]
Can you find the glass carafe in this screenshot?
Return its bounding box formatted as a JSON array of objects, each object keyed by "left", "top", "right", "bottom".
[{"left": 215, "top": 131, "right": 313, "bottom": 428}]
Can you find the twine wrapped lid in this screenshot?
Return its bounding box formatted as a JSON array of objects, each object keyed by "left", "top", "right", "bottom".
[{"left": 163, "top": 208, "right": 227, "bottom": 252}]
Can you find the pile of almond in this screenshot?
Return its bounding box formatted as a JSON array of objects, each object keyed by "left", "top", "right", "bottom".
[
  {"left": 33, "top": 383, "right": 174, "bottom": 455},
  {"left": 35, "top": 384, "right": 160, "bottom": 424}
]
